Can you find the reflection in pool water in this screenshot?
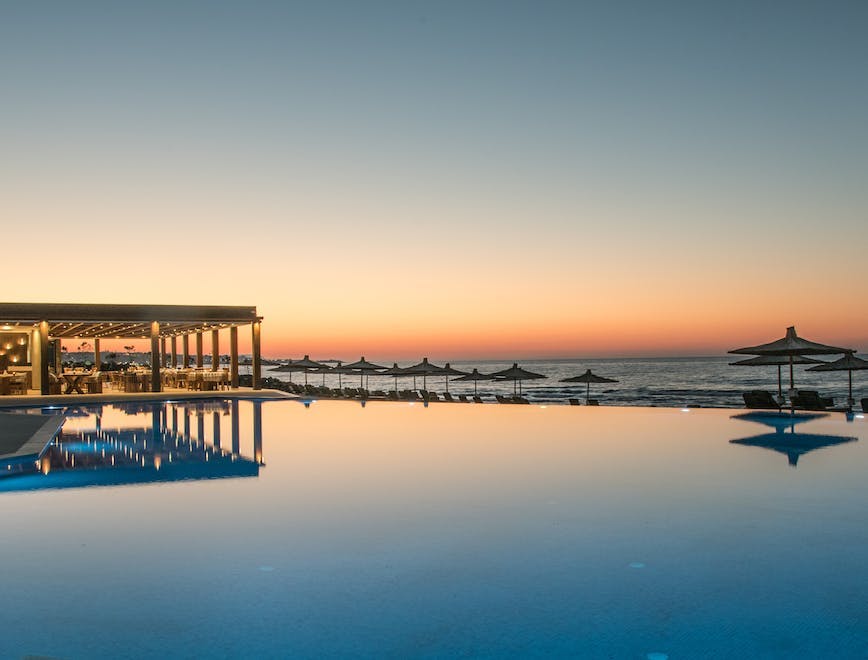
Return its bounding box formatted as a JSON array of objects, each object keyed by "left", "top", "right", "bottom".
[
  {"left": 729, "top": 411, "right": 858, "bottom": 467},
  {"left": 1, "top": 400, "right": 263, "bottom": 491},
  {"left": 0, "top": 400, "right": 866, "bottom": 658}
]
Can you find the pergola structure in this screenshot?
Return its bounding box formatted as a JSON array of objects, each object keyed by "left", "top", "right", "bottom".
[{"left": 0, "top": 303, "right": 263, "bottom": 395}]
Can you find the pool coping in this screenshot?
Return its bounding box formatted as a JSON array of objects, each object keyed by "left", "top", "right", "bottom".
[{"left": 0, "top": 387, "right": 297, "bottom": 409}]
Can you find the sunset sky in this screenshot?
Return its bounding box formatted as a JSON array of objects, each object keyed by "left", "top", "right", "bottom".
[{"left": 2, "top": 2, "right": 866, "bottom": 359}]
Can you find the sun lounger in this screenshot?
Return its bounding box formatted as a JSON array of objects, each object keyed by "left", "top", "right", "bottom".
[
  {"left": 568, "top": 398, "right": 581, "bottom": 406},
  {"left": 426, "top": 392, "right": 440, "bottom": 402},
  {"left": 472, "top": 395, "right": 483, "bottom": 404},
  {"left": 742, "top": 390, "right": 780, "bottom": 410},
  {"left": 790, "top": 390, "right": 833, "bottom": 411},
  {"left": 458, "top": 394, "right": 470, "bottom": 403},
  {"left": 442, "top": 393, "right": 455, "bottom": 402},
  {"left": 861, "top": 398, "right": 868, "bottom": 412},
  {"left": 587, "top": 399, "right": 599, "bottom": 406},
  {"left": 388, "top": 390, "right": 400, "bottom": 400},
  {"left": 495, "top": 395, "right": 509, "bottom": 404},
  {"left": 512, "top": 396, "right": 530, "bottom": 404}
]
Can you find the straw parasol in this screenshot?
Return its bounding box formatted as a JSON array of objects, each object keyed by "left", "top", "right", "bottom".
[
  {"left": 730, "top": 355, "right": 825, "bottom": 400},
  {"left": 440, "top": 363, "right": 468, "bottom": 393},
  {"left": 405, "top": 357, "right": 444, "bottom": 390},
  {"left": 342, "top": 357, "right": 386, "bottom": 389},
  {"left": 560, "top": 369, "right": 618, "bottom": 403},
  {"left": 451, "top": 368, "right": 494, "bottom": 395},
  {"left": 807, "top": 351, "right": 868, "bottom": 409},
  {"left": 729, "top": 326, "right": 851, "bottom": 393},
  {"left": 491, "top": 363, "right": 546, "bottom": 396},
  {"left": 286, "top": 355, "right": 326, "bottom": 385},
  {"left": 380, "top": 363, "right": 409, "bottom": 391}
]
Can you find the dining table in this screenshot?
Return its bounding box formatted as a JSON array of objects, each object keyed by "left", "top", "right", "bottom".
[{"left": 62, "top": 372, "right": 89, "bottom": 394}]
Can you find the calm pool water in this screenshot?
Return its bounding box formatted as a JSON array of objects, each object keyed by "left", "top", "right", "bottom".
[{"left": 1, "top": 399, "right": 867, "bottom": 658}]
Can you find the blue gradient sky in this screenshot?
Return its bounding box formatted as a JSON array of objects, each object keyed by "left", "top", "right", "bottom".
[{"left": 2, "top": 2, "right": 866, "bottom": 357}]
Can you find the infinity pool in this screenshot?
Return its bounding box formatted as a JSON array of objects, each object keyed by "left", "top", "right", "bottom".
[{"left": 1, "top": 400, "right": 866, "bottom": 658}]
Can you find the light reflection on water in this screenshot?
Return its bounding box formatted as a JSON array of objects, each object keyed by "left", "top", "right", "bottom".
[{"left": 0, "top": 400, "right": 866, "bottom": 658}]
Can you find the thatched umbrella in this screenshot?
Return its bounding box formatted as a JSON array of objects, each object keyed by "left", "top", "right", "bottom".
[
  {"left": 491, "top": 363, "right": 546, "bottom": 396},
  {"left": 342, "top": 357, "right": 386, "bottom": 389},
  {"left": 380, "top": 363, "right": 409, "bottom": 391},
  {"left": 729, "top": 326, "right": 851, "bottom": 392},
  {"left": 405, "top": 357, "right": 444, "bottom": 390},
  {"left": 284, "top": 355, "right": 325, "bottom": 385},
  {"left": 440, "top": 363, "right": 468, "bottom": 393},
  {"left": 451, "top": 368, "right": 494, "bottom": 395},
  {"left": 807, "top": 352, "right": 868, "bottom": 409},
  {"left": 730, "top": 355, "right": 825, "bottom": 400},
  {"left": 560, "top": 369, "right": 618, "bottom": 403}
]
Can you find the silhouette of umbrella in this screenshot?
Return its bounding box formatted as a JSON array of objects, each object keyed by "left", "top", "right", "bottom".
[
  {"left": 405, "top": 357, "right": 444, "bottom": 390},
  {"left": 560, "top": 369, "right": 618, "bottom": 403},
  {"left": 440, "top": 363, "right": 468, "bottom": 393},
  {"left": 283, "top": 355, "right": 325, "bottom": 385},
  {"left": 380, "top": 363, "right": 409, "bottom": 391},
  {"left": 452, "top": 368, "right": 494, "bottom": 395},
  {"left": 491, "top": 363, "right": 546, "bottom": 396},
  {"left": 729, "top": 326, "right": 851, "bottom": 392},
  {"left": 730, "top": 355, "right": 825, "bottom": 399},
  {"left": 807, "top": 352, "right": 868, "bottom": 409},
  {"left": 342, "top": 357, "right": 386, "bottom": 389}
]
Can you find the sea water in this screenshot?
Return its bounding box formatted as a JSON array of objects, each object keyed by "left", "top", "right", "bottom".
[{"left": 265, "top": 356, "right": 866, "bottom": 408}]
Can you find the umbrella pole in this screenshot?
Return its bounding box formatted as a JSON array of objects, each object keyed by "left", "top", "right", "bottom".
[
  {"left": 304, "top": 372, "right": 308, "bottom": 386},
  {"left": 445, "top": 376, "right": 449, "bottom": 393},
  {"left": 789, "top": 354, "right": 794, "bottom": 391},
  {"left": 849, "top": 369, "right": 853, "bottom": 408},
  {"left": 587, "top": 381, "right": 590, "bottom": 403},
  {"left": 474, "top": 380, "right": 478, "bottom": 395},
  {"left": 777, "top": 366, "right": 782, "bottom": 399}
]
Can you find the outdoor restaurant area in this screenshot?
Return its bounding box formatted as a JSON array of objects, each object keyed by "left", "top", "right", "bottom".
[{"left": 0, "top": 302, "right": 264, "bottom": 397}]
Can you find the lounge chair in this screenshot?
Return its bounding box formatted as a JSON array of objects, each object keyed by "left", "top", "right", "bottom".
[
  {"left": 442, "top": 393, "right": 455, "bottom": 402},
  {"left": 790, "top": 390, "right": 833, "bottom": 411},
  {"left": 742, "top": 390, "right": 780, "bottom": 410},
  {"left": 861, "top": 398, "right": 868, "bottom": 412},
  {"left": 587, "top": 399, "right": 599, "bottom": 406},
  {"left": 495, "top": 395, "right": 509, "bottom": 404},
  {"left": 458, "top": 394, "right": 470, "bottom": 403},
  {"left": 426, "top": 392, "right": 440, "bottom": 402},
  {"left": 512, "top": 396, "right": 530, "bottom": 404},
  {"left": 388, "top": 390, "right": 400, "bottom": 400},
  {"left": 472, "top": 395, "right": 483, "bottom": 404},
  {"left": 568, "top": 398, "right": 581, "bottom": 406}
]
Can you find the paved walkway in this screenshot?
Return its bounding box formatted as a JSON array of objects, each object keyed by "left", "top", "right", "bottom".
[{"left": 0, "top": 413, "right": 65, "bottom": 463}]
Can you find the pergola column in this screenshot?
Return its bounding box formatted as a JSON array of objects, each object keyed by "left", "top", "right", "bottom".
[
  {"left": 195, "top": 332, "right": 203, "bottom": 368},
  {"left": 212, "top": 411, "right": 221, "bottom": 449},
  {"left": 93, "top": 338, "right": 100, "bottom": 370},
  {"left": 211, "top": 329, "right": 219, "bottom": 371},
  {"left": 253, "top": 400, "right": 263, "bottom": 464},
  {"left": 229, "top": 326, "right": 239, "bottom": 388},
  {"left": 251, "top": 321, "right": 261, "bottom": 390},
  {"left": 150, "top": 321, "right": 161, "bottom": 392},
  {"left": 38, "top": 321, "right": 50, "bottom": 395},
  {"left": 182, "top": 334, "right": 190, "bottom": 367},
  {"left": 231, "top": 399, "right": 240, "bottom": 454},
  {"left": 171, "top": 336, "right": 178, "bottom": 368}
]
